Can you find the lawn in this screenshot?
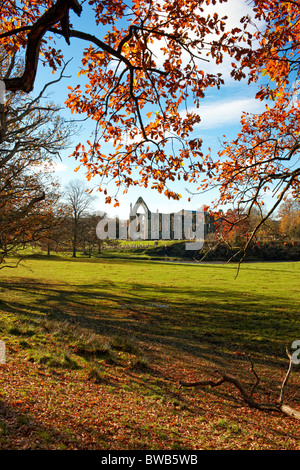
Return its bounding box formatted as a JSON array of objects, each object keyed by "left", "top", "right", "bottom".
[{"left": 0, "top": 256, "right": 299, "bottom": 450}]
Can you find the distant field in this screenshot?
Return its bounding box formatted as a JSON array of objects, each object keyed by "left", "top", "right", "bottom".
[{"left": 0, "top": 256, "right": 299, "bottom": 450}]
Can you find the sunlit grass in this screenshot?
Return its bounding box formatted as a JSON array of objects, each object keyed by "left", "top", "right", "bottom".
[
  {"left": 0, "top": 256, "right": 299, "bottom": 449},
  {"left": 1, "top": 256, "right": 299, "bottom": 356}
]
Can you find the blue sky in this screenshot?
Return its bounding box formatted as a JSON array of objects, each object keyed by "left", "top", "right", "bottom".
[{"left": 32, "top": 0, "right": 270, "bottom": 220}]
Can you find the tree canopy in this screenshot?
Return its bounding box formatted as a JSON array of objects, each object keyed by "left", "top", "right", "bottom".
[
  {"left": 0, "top": 0, "right": 254, "bottom": 203},
  {"left": 201, "top": 0, "right": 300, "bottom": 258},
  {"left": 0, "top": 0, "right": 299, "bottom": 228}
]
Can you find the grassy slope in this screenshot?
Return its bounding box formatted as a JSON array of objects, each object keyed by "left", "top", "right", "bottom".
[{"left": 0, "top": 256, "right": 299, "bottom": 450}]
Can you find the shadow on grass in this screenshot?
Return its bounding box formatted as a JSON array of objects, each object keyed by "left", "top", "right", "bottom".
[
  {"left": 0, "top": 399, "right": 89, "bottom": 450},
  {"left": 0, "top": 274, "right": 298, "bottom": 366},
  {"left": 1, "top": 272, "right": 299, "bottom": 450}
]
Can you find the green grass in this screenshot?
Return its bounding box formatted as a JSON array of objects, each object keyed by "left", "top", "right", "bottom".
[
  {"left": 3, "top": 255, "right": 296, "bottom": 354},
  {"left": 0, "top": 255, "right": 299, "bottom": 450}
]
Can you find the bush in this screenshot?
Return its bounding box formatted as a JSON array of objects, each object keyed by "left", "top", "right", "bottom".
[{"left": 145, "top": 239, "right": 300, "bottom": 262}]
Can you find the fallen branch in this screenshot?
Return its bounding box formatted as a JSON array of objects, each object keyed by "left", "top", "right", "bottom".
[{"left": 179, "top": 348, "right": 300, "bottom": 420}]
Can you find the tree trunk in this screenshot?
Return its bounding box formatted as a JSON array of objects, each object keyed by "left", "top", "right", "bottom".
[{"left": 72, "top": 239, "right": 77, "bottom": 257}]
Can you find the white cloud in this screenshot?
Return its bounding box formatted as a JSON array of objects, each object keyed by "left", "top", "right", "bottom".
[
  {"left": 185, "top": 97, "right": 265, "bottom": 129},
  {"left": 148, "top": 0, "right": 262, "bottom": 82},
  {"left": 53, "top": 162, "right": 68, "bottom": 172}
]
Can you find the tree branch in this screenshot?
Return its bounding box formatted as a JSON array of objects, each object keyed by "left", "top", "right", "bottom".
[
  {"left": 3, "top": 0, "right": 82, "bottom": 92},
  {"left": 179, "top": 348, "right": 300, "bottom": 420}
]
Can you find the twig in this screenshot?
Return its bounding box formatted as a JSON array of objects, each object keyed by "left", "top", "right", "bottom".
[
  {"left": 248, "top": 354, "right": 260, "bottom": 397},
  {"left": 278, "top": 345, "right": 293, "bottom": 406}
]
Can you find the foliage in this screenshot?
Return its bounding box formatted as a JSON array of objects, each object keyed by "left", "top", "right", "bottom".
[
  {"left": 199, "top": 0, "right": 300, "bottom": 256},
  {"left": 0, "top": 52, "right": 73, "bottom": 266},
  {"left": 278, "top": 198, "right": 300, "bottom": 239},
  {"left": 0, "top": 1, "right": 299, "bottom": 234},
  {"left": 0, "top": 0, "right": 254, "bottom": 205}
]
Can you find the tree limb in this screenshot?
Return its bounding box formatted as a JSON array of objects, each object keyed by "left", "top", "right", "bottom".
[
  {"left": 179, "top": 348, "right": 300, "bottom": 420},
  {"left": 3, "top": 0, "right": 82, "bottom": 92}
]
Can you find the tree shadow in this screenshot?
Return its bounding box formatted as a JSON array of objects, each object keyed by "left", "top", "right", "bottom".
[
  {"left": 0, "top": 274, "right": 298, "bottom": 368},
  {"left": 0, "top": 399, "right": 89, "bottom": 450},
  {"left": 0, "top": 270, "right": 299, "bottom": 450}
]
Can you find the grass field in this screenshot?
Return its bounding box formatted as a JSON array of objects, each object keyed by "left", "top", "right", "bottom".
[{"left": 0, "top": 255, "right": 299, "bottom": 450}]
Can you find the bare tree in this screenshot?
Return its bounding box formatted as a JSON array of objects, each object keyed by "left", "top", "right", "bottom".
[{"left": 64, "top": 179, "right": 96, "bottom": 257}]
